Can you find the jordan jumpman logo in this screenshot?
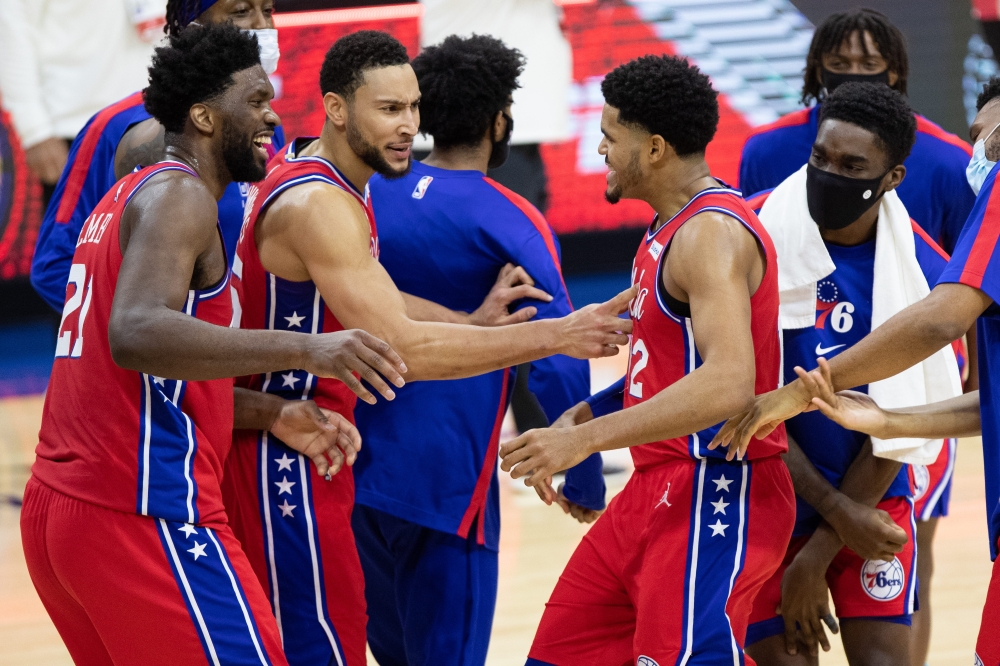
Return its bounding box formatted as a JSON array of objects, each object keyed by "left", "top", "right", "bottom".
[{"left": 656, "top": 483, "right": 672, "bottom": 508}]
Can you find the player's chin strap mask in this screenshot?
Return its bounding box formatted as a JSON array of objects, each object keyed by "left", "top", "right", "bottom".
[
  {"left": 488, "top": 112, "right": 514, "bottom": 169},
  {"left": 806, "top": 163, "right": 889, "bottom": 230},
  {"left": 967, "top": 121, "right": 1000, "bottom": 195},
  {"left": 821, "top": 69, "right": 890, "bottom": 95}
]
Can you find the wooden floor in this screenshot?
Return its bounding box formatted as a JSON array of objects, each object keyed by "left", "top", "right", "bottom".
[{"left": 0, "top": 356, "right": 994, "bottom": 665}]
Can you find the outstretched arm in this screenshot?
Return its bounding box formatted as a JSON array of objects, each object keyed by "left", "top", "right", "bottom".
[
  {"left": 108, "top": 174, "right": 406, "bottom": 404},
  {"left": 259, "top": 184, "right": 632, "bottom": 381},
  {"left": 711, "top": 282, "right": 989, "bottom": 457},
  {"left": 401, "top": 264, "right": 551, "bottom": 325},
  {"left": 500, "top": 211, "right": 763, "bottom": 485}
]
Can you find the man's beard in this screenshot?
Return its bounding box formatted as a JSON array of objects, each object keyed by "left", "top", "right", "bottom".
[
  {"left": 347, "top": 119, "right": 410, "bottom": 180},
  {"left": 220, "top": 119, "right": 267, "bottom": 183},
  {"left": 604, "top": 151, "right": 641, "bottom": 204}
]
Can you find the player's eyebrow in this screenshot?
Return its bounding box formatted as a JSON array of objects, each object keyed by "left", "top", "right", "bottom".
[{"left": 375, "top": 96, "right": 419, "bottom": 105}]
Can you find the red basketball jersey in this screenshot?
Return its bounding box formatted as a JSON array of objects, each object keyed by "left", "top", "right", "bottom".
[
  {"left": 623, "top": 185, "right": 786, "bottom": 468},
  {"left": 232, "top": 138, "right": 379, "bottom": 418},
  {"left": 34, "top": 161, "right": 236, "bottom": 527}
]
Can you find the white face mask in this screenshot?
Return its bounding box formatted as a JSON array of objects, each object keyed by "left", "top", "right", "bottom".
[
  {"left": 967, "top": 121, "right": 1000, "bottom": 195},
  {"left": 248, "top": 28, "right": 280, "bottom": 75}
]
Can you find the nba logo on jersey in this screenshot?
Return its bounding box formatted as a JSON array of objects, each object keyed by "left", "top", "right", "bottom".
[
  {"left": 412, "top": 175, "right": 433, "bottom": 199},
  {"left": 648, "top": 239, "right": 663, "bottom": 260},
  {"left": 861, "top": 559, "right": 904, "bottom": 601},
  {"left": 637, "top": 656, "right": 660, "bottom": 666}
]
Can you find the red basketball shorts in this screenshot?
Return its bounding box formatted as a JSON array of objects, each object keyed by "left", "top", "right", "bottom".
[
  {"left": 526, "top": 455, "right": 795, "bottom": 666},
  {"left": 223, "top": 431, "right": 366, "bottom": 666},
  {"left": 747, "top": 496, "right": 917, "bottom": 645},
  {"left": 976, "top": 542, "right": 1000, "bottom": 666},
  {"left": 910, "top": 438, "right": 956, "bottom": 521},
  {"left": 20, "top": 476, "right": 287, "bottom": 666}
]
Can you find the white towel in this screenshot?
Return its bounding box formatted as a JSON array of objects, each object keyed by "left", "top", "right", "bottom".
[{"left": 758, "top": 165, "right": 962, "bottom": 464}]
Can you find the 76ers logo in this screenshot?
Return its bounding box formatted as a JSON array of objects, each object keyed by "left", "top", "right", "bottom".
[
  {"left": 816, "top": 279, "right": 855, "bottom": 332},
  {"left": 637, "top": 657, "right": 660, "bottom": 666},
  {"left": 911, "top": 464, "right": 930, "bottom": 501},
  {"left": 630, "top": 267, "right": 649, "bottom": 321},
  {"left": 861, "top": 559, "right": 904, "bottom": 601}
]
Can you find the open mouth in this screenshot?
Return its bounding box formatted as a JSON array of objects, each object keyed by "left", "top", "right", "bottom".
[
  {"left": 252, "top": 134, "right": 272, "bottom": 159},
  {"left": 387, "top": 143, "right": 412, "bottom": 161}
]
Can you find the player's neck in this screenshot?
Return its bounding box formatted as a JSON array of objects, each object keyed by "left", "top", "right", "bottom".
[
  {"left": 163, "top": 142, "right": 229, "bottom": 200},
  {"left": 423, "top": 136, "right": 491, "bottom": 174},
  {"left": 645, "top": 158, "right": 719, "bottom": 230},
  {"left": 302, "top": 123, "right": 375, "bottom": 193}
]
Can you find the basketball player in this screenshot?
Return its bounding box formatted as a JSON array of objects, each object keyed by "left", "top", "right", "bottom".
[
  {"left": 19, "top": 25, "right": 414, "bottom": 665},
  {"left": 350, "top": 34, "right": 606, "bottom": 665},
  {"left": 738, "top": 15, "right": 972, "bottom": 659},
  {"left": 739, "top": 8, "right": 974, "bottom": 255},
  {"left": 225, "top": 30, "right": 633, "bottom": 666},
  {"left": 497, "top": 54, "right": 794, "bottom": 665},
  {"left": 714, "top": 74, "right": 1000, "bottom": 666},
  {"left": 31, "top": 0, "right": 285, "bottom": 310},
  {"left": 742, "top": 83, "right": 963, "bottom": 665}
]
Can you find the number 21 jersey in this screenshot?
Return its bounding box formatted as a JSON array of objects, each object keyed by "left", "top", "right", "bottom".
[
  {"left": 34, "top": 161, "right": 236, "bottom": 528},
  {"left": 623, "top": 185, "right": 787, "bottom": 468}
]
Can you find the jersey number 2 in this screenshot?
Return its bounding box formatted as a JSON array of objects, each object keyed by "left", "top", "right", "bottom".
[
  {"left": 56, "top": 264, "right": 94, "bottom": 358},
  {"left": 629, "top": 338, "right": 648, "bottom": 398}
]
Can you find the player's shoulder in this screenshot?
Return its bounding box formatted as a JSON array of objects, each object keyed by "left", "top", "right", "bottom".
[
  {"left": 743, "top": 108, "right": 815, "bottom": 150},
  {"left": 744, "top": 188, "right": 774, "bottom": 214},
  {"left": 913, "top": 114, "right": 973, "bottom": 160}
]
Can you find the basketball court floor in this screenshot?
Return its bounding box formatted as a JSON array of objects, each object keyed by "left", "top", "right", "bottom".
[{"left": 0, "top": 354, "right": 993, "bottom": 665}]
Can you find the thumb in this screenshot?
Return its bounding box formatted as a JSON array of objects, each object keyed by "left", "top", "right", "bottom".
[{"left": 308, "top": 401, "right": 334, "bottom": 431}]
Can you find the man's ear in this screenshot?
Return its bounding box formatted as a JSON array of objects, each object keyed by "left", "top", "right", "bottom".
[
  {"left": 188, "top": 103, "right": 215, "bottom": 135},
  {"left": 324, "top": 92, "right": 349, "bottom": 129},
  {"left": 647, "top": 134, "right": 676, "bottom": 166},
  {"left": 884, "top": 163, "right": 906, "bottom": 192},
  {"left": 492, "top": 110, "right": 506, "bottom": 143}
]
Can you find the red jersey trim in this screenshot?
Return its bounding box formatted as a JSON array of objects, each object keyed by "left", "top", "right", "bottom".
[
  {"left": 55, "top": 92, "right": 145, "bottom": 224},
  {"left": 959, "top": 186, "right": 1000, "bottom": 288},
  {"left": 915, "top": 116, "right": 973, "bottom": 157},
  {"left": 457, "top": 368, "right": 510, "bottom": 544},
  {"left": 745, "top": 190, "right": 772, "bottom": 211},
  {"left": 484, "top": 177, "right": 571, "bottom": 305},
  {"left": 910, "top": 219, "right": 951, "bottom": 261},
  {"left": 745, "top": 108, "right": 811, "bottom": 140}
]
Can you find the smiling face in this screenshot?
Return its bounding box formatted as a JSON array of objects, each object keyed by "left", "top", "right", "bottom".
[
  {"left": 341, "top": 64, "right": 420, "bottom": 178},
  {"left": 819, "top": 30, "right": 899, "bottom": 87},
  {"left": 209, "top": 65, "right": 279, "bottom": 182},
  {"left": 198, "top": 0, "right": 275, "bottom": 29},
  {"left": 598, "top": 104, "right": 646, "bottom": 204}
]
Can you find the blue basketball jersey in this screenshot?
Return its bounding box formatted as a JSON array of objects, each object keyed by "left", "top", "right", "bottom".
[
  {"left": 31, "top": 92, "right": 285, "bottom": 310},
  {"left": 938, "top": 161, "right": 1000, "bottom": 558},
  {"left": 738, "top": 105, "right": 975, "bottom": 253},
  {"left": 355, "top": 161, "right": 602, "bottom": 551}
]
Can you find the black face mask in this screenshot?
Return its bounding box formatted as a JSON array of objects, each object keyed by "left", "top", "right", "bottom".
[
  {"left": 822, "top": 68, "right": 891, "bottom": 95},
  {"left": 806, "top": 163, "right": 888, "bottom": 230},
  {"left": 488, "top": 112, "right": 513, "bottom": 169}
]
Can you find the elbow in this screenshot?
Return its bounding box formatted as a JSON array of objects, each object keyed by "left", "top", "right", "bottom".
[
  {"left": 108, "top": 311, "right": 147, "bottom": 372},
  {"left": 925, "top": 318, "right": 969, "bottom": 347}
]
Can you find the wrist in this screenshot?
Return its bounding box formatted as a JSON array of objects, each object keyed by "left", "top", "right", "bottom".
[
  {"left": 540, "top": 318, "right": 562, "bottom": 354},
  {"left": 876, "top": 409, "right": 901, "bottom": 439},
  {"left": 801, "top": 523, "right": 843, "bottom": 567}
]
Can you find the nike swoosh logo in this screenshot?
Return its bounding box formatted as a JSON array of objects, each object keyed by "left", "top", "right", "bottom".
[{"left": 815, "top": 343, "right": 846, "bottom": 356}]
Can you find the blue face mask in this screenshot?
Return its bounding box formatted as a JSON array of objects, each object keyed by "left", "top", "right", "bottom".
[{"left": 967, "top": 121, "right": 1000, "bottom": 195}]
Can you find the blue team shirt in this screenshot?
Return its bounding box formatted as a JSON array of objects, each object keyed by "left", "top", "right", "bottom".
[
  {"left": 739, "top": 105, "right": 975, "bottom": 253},
  {"left": 783, "top": 230, "right": 948, "bottom": 536},
  {"left": 30, "top": 94, "right": 285, "bottom": 310},
  {"left": 355, "top": 161, "right": 603, "bottom": 551},
  {"left": 938, "top": 161, "right": 1000, "bottom": 559}
]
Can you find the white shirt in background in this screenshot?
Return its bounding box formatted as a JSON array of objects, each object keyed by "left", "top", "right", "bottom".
[
  {"left": 0, "top": 0, "right": 164, "bottom": 148},
  {"left": 420, "top": 0, "right": 573, "bottom": 145}
]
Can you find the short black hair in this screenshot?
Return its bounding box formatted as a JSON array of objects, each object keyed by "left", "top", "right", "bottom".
[
  {"left": 144, "top": 23, "right": 261, "bottom": 133},
  {"left": 319, "top": 30, "right": 410, "bottom": 99},
  {"left": 978, "top": 76, "right": 1000, "bottom": 111},
  {"left": 600, "top": 55, "right": 718, "bottom": 157},
  {"left": 412, "top": 35, "right": 524, "bottom": 148},
  {"left": 819, "top": 81, "right": 916, "bottom": 168},
  {"left": 802, "top": 9, "right": 908, "bottom": 105}
]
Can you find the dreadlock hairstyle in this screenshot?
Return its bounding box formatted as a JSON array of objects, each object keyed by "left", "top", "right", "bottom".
[
  {"left": 165, "top": 0, "right": 217, "bottom": 36},
  {"left": 801, "top": 8, "right": 908, "bottom": 105}
]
